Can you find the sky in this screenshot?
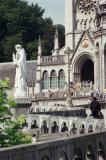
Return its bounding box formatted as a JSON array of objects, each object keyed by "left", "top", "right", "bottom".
[{"left": 26, "top": 0, "right": 64, "bottom": 25}]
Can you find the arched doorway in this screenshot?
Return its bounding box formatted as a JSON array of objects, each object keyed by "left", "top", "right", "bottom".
[
  {"left": 74, "top": 54, "right": 94, "bottom": 83},
  {"left": 81, "top": 59, "right": 94, "bottom": 83},
  {"left": 58, "top": 152, "right": 68, "bottom": 160},
  {"left": 86, "top": 145, "right": 95, "bottom": 160},
  {"left": 97, "top": 143, "right": 105, "bottom": 160},
  {"left": 73, "top": 148, "right": 83, "bottom": 160},
  {"left": 51, "top": 121, "right": 59, "bottom": 133}
]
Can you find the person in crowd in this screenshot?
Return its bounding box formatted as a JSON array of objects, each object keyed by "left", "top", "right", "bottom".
[{"left": 90, "top": 97, "right": 101, "bottom": 118}]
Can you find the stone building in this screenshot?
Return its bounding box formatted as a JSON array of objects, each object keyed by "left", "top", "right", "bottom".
[
  {"left": 0, "top": 0, "right": 106, "bottom": 109},
  {"left": 0, "top": 0, "right": 106, "bottom": 112},
  {"left": 33, "top": 0, "right": 106, "bottom": 109},
  {"left": 35, "top": 0, "right": 106, "bottom": 94}
]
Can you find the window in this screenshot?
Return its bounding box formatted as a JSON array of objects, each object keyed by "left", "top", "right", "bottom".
[
  {"left": 50, "top": 70, "right": 57, "bottom": 89},
  {"left": 43, "top": 71, "right": 49, "bottom": 89},
  {"left": 59, "top": 152, "right": 68, "bottom": 160},
  {"left": 41, "top": 121, "right": 48, "bottom": 134},
  {"left": 58, "top": 70, "right": 65, "bottom": 88}
]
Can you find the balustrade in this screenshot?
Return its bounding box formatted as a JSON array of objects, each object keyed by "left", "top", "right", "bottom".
[{"left": 41, "top": 55, "right": 65, "bottom": 64}]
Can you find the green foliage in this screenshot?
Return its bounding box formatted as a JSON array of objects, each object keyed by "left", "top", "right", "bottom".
[
  {"left": 0, "top": 79, "right": 31, "bottom": 147},
  {"left": 0, "top": 0, "right": 65, "bottom": 62}
]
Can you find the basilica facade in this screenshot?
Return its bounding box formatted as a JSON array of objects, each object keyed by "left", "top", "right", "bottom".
[{"left": 35, "top": 0, "right": 106, "bottom": 96}]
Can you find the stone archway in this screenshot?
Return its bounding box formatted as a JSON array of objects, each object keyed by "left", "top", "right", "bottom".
[
  {"left": 74, "top": 54, "right": 94, "bottom": 83},
  {"left": 86, "top": 145, "right": 95, "bottom": 160},
  {"left": 97, "top": 143, "right": 105, "bottom": 160},
  {"left": 81, "top": 59, "right": 94, "bottom": 83}
]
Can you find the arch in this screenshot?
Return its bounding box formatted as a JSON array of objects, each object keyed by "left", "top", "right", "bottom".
[
  {"left": 81, "top": 59, "right": 94, "bottom": 82},
  {"left": 50, "top": 70, "right": 58, "bottom": 89},
  {"left": 96, "top": 42, "right": 99, "bottom": 52},
  {"left": 61, "top": 122, "right": 68, "bottom": 132},
  {"left": 73, "top": 148, "right": 83, "bottom": 160},
  {"left": 51, "top": 121, "right": 59, "bottom": 133},
  {"left": 41, "top": 120, "right": 48, "bottom": 134},
  {"left": 79, "top": 124, "right": 85, "bottom": 134},
  {"left": 31, "top": 120, "right": 39, "bottom": 129},
  {"left": 41, "top": 155, "right": 49, "bottom": 160},
  {"left": 70, "top": 123, "right": 77, "bottom": 135},
  {"left": 58, "top": 69, "right": 65, "bottom": 88},
  {"left": 97, "top": 143, "right": 105, "bottom": 160},
  {"left": 86, "top": 145, "right": 95, "bottom": 160},
  {"left": 73, "top": 53, "right": 94, "bottom": 83},
  {"left": 43, "top": 71, "right": 49, "bottom": 89},
  {"left": 58, "top": 151, "right": 68, "bottom": 160},
  {"left": 88, "top": 124, "right": 93, "bottom": 133}
]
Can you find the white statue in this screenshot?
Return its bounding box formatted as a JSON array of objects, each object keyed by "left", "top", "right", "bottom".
[{"left": 13, "top": 44, "right": 27, "bottom": 98}]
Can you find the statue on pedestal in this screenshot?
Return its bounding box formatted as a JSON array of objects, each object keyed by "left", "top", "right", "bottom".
[{"left": 13, "top": 44, "right": 27, "bottom": 98}]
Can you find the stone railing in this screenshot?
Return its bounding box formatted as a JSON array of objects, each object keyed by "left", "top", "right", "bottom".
[
  {"left": 41, "top": 55, "right": 65, "bottom": 65},
  {"left": 0, "top": 130, "right": 106, "bottom": 160}
]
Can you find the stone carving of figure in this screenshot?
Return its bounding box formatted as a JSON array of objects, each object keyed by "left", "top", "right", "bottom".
[{"left": 13, "top": 44, "right": 27, "bottom": 98}]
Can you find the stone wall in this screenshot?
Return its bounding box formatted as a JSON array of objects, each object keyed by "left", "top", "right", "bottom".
[{"left": 0, "top": 130, "right": 106, "bottom": 160}]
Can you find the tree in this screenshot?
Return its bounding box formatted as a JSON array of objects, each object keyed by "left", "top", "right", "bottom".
[
  {"left": 0, "top": 79, "right": 31, "bottom": 147},
  {"left": 0, "top": 0, "right": 65, "bottom": 62}
]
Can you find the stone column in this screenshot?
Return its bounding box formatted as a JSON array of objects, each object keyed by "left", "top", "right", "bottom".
[
  {"left": 35, "top": 37, "right": 42, "bottom": 94},
  {"left": 94, "top": 51, "right": 100, "bottom": 89},
  {"left": 65, "top": 47, "right": 73, "bottom": 107},
  {"left": 99, "top": 47, "right": 103, "bottom": 91},
  {"left": 35, "top": 65, "right": 41, "bottom": 94},
  {"left": 101, "top": 48, "right": 105, "bottom": 90}
]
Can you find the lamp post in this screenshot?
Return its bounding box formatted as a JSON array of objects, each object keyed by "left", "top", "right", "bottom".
[{"left": 65, "top": 47, "right": 73, "bottom": 107}]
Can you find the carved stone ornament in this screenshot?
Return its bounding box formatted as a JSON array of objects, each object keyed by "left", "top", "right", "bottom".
[{"left": 79, "top": 0, "right": 97, "bottom": 15}]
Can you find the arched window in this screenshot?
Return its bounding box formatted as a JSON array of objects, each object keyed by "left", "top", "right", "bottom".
[
  {"left": 73, "top": 148, "right": 83, "bottom": 160},
  {"left": 61, "top": 122, "right": 68, "bottom": 132},
  {"left": 70, "top": 123, "right": 77, "bottom": 136},
  {"left": 86, "top": 145, "right": 95, "bottom": 160},
  {"left": 41, "top": 155, "right": 49, "bottom": 160},
  {"left": 31, "top": 120, "right": 38, "bottom": 129},
  {"left": 41, "top": 120, "right": 48, "bottom": 134},
  {"left": 51, "top": 121, "right": 59, "bottom": 133},
  {"left": 88, "top": 125, "right": 93, "bottom": 133},
  {"left": 98, "top": 143, "right": 105, "bottom": 160},
  {"left": 58, "top": 70, "right": 65, "bottom": 88},
  {"left": 58, "top": 152, "right": 68, "bottom": 160},
  {"left": 50, "top": 70, "right": 57, "bottom": 89},
  {"left": 43, "top": 71, "right": 49, "bottom": 89},
  {"left": 79, "top": 124, "right": 85, "bottom": 134}
]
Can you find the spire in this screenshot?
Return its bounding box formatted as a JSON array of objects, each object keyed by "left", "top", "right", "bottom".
[
  {"left": 38, "top": 36, "right": 42, "bottom": 56},
  {"left": 52, "top": 26, "right": 59, "bottom": 55}
]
